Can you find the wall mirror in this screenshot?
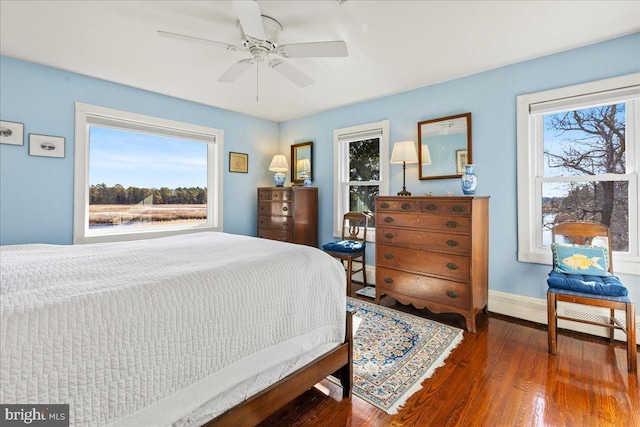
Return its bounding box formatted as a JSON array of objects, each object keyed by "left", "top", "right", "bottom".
[
  {"left": 418, "top": 112, "right": 472, "bottom": 180},
  {"left": 291, "top": 141, "right": 313, "bottom": 184}
]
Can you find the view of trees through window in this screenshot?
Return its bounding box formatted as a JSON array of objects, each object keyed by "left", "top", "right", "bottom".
[
  {"left": 348, "top": 138, "right": 380, "bottom": 226},
  {"left": 88, "top": 126, "right": 208, "bottom": 229},
  {"left": 542, "top": 103, "right": 629, "bottom": 251}
]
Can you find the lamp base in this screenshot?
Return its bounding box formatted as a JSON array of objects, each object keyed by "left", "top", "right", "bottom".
[
  {"left": 397, "top": 189, "right": 412, "bottom": 196},
  {"left": 273, "top": 172, "right": 286, "bottom": 187}
]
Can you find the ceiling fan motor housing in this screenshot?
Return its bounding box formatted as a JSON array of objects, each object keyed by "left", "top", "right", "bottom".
[{"left": 239, "top": 15, "right": 282, "bottom": 58}]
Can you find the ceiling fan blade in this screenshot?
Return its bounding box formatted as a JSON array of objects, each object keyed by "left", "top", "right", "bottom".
[
  {"left": 269, "top": 60, "right": 314, "bottom": 87},
  {"left": 218, "top": 59, "right": 254, "bottom": 83},
  {"left": 231, "top": 0, "right": 266, "bottom": 40},
  {"left": 158, "top": 30, "right": 242, "bottom": 51},
  {"left": 277, "top": 41, "right": 348, "bottom": 58}
]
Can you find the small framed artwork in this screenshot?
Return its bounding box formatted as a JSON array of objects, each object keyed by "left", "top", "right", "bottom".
[
  {"left": 229, "top": 151, "right": 248, "bottom": 173},
  {"left": 29, "top": 134, "right": 65, "bottom": 158},
  {"left": 0, "top": 120, "right": 24, "bottom": 145},
  {"left": 456, "top": 149, "right": 468, "bottom": 174}
]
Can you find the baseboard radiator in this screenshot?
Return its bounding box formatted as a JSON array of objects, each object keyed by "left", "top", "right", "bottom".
[
  {"left": 357, "top": 266, "right": 638, "bottom": 342},
  {"left": 489, "top": 290, "right": 640, "bottom": 343}
]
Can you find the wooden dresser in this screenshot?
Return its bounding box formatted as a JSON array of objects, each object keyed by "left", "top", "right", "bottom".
[
  {"left": 257, "top": 187, "right": 318, "bottom": 247},
  {"left": 375, "top": 196, "right": 489, "bottom": 332}
]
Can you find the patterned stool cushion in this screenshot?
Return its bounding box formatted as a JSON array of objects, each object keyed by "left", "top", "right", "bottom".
[
  {"left": 547, "top": 270, "right": 628, "bottom": 297},
  {"left": 323, "top": 240, "right": 364, "bottom": 253}
]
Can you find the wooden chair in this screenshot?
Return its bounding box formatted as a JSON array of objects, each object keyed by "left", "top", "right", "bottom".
[
  {"left": 547, "top": 221, "right": 636, "bottom": 373},
  {"left": 322, "top": 212, "right": 372, "bottom": 296}
]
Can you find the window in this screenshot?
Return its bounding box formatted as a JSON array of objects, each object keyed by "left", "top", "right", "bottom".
[
  {"left": 333, "top": 120, "right": 390, "bottom": 239},
  {"left": 74, "top": 102, "right": 224, "bottom": 244},
  {"left": 517, "top": 74, "right": 640, "bottom": 275}
]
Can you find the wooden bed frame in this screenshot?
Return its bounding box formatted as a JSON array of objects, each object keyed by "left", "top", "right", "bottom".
[{"left": 206, "top": 310, "right": 354, "bottom": 427}]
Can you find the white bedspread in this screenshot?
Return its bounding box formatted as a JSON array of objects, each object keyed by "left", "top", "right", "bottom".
[{"left": 0, "top": 232, "right": 346, "bottom": 426}]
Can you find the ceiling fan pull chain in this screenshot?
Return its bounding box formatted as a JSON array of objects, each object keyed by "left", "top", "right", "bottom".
[{"left": 256, "top": 62, "right": 259, "bottom": 102}]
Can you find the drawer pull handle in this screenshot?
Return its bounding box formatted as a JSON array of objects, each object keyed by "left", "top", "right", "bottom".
[
  {"left": 384, "top": 277, "right": 394, "bottom": 284},
  {"left": 384, "top": 233, "right": 394, "bottom": 239},
  {"left": 273, "top": 194, "right": 278, "bottom": 199},
  {"left": 426, "top": 204, "right": 437, "bottom": 211},
  {"left": 446, "top": 262, "right": 459, "bottom": 270},
  {"left": 260, "top": 206, "right": 264, "bottom": 211},
  {"left": 446, "top": 239, "right": 458, "bottom": 247},
  {"left": 282, "top": 221, "right": 288, "bottom": 227},
  {"left": 380, "top": 202, "right": 390, "bottom": 209},
  {"left": 401, "top": 203, "right": 411, "bottom": 210},
  {"left": 384, "top": 217, "right": 394, "bottom": 223},
  {"left": 260, "top": 220, "right": 264, "bottom": 224},
  {"left": 282, "top": 206, "right": 289, "bottom": 212},
  {"left": 447, "top": 290, "right": 459, "bottom": 299},
  {"left": 452, "top": 205, "right": 465, "bottom": 212},
  {"left": 446, "top": 221, "right": 458, "bottom": 228},
  {"left": 384, "top": 253, "right": 394, "bottom": 260},
  {"left": 282, "top": 237, "right": 288, "bottom": 241}
]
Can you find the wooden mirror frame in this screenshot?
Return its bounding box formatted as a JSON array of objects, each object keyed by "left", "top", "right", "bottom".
[
  {"left": 291, "top": 141, "right": 313, "bottom": 184},
  {"left": 418, "top": 112, "right": 472, "bottom": 180}
]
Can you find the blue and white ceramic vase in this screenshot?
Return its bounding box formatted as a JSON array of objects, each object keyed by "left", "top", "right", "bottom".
[
  {"left": 273, "top": 172, "right": 286, "bottom": 187},
  {"left": 461, "top": 164, "right": 477, "bottom": 195}
]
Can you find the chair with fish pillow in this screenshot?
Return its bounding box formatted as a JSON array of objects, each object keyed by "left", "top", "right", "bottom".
[{"left": 547, "top": 221, "right": 636, "bottom": 372}]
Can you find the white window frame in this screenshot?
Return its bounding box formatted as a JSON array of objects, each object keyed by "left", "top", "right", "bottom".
[
  {"left": 333, "top": 120, "right": 390, "bottom": 241},
  {"left": 517, "top": 73, "right": 640, "bottom": 275},
  {"left": 73, "top": 102, "right": 224, "bottom": 244}
]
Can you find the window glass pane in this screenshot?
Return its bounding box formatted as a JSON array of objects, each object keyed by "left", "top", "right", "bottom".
[
  {"left": 542, "top": 181, "right": 629, "bottom": 251},
  {"left": 543, "top": 103, "right": 626, "bottom": 177},
  {"left": 349, "top": 138, "right": 380, "bottom": 181},
  {"left": 88, "top": 126, "right": 208, "bottom": 230},
  {"left": 349, "top": 185, "right": 378, "bottom": 227}
]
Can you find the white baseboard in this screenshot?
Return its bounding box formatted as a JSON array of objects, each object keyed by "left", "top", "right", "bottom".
[
  {"left": 489, "top": 289, "right": 639, "bottom": 343},
  {"left": 351, "top": 263, "right": 375, "bottom": 285}
]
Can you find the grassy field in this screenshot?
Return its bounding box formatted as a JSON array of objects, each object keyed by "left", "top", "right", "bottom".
[{"left": 89, "top": 204, "right": 206, "bottom": 228}]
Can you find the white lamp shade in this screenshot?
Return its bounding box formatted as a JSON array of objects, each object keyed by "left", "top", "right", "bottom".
[
  {"left": 421, "top": 144, "right": 432, "bottom": 165},
  {"left": 269, "top": 154, "right": 289, "bottom": 172},
  {"left": 390, "top": 141, "right": 418, "bottom": 164},
  {"left": 297, "top": 158, "right": 311, "bottom": 173}
]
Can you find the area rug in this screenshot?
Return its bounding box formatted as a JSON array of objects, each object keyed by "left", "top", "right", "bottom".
[
  {"left": 354, "top": 285, "right": 376, "bottom": 299},
  {"left": 340, "top": 297, "right": 463, "bottom": 414}
]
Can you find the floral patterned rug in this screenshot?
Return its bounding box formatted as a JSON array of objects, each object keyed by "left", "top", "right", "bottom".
[{"left": 344, "top": 297, "right": 463, "bottom": 414}]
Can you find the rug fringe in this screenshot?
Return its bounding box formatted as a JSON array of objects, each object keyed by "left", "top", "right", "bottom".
[{"left": 385, "top": 329, "right": 464, "bottom": 415}]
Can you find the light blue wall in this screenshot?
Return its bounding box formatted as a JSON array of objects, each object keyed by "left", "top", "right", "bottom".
[
  {"left": 278, "top": 33, "right": 640, "bottom": 302},
  {"left": 0, "top": 56, "right": 277, "bottom": 245}
]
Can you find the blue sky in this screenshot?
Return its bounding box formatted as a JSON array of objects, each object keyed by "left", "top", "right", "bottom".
[{"left": 89, "top": 126, "right": 207, "bottom": 188}]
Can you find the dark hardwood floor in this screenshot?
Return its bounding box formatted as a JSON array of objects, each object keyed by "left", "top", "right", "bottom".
[{"left": 259, "top": 285, "right": 639, "bottom": 427}]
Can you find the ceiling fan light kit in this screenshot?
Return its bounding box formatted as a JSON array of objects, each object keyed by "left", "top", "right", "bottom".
[{"left": 158, "top": 0, "right": 348, "bottom": 90}]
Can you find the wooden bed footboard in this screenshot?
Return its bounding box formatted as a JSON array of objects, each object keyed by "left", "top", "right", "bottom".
[{"left": 206, "top": 310, "right": 353, "bottom": 427}]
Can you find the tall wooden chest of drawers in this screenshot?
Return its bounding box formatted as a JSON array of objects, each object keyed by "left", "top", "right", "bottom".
[
  {"left": 375, "top": 196, "right": 489, "bottom": 332},
  {"left": 257, "top": 187, "right": 318, "bottom": 247}
]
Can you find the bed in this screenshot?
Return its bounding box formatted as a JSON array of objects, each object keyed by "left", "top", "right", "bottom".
[{"left": 0, "top": 232, "right": 352, "bottom": 426}]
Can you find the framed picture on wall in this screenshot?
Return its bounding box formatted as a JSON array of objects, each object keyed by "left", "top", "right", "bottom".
[
  {"left": 456, "top": 149, "right": 468, "bottom": 174},
  {"left": 29, "top": 134, "right": 65, "bottom": 158},
  {"left": 229, "top": 152, "right": 248, "bottom": 173},
  {"left": 0, "top": 120, "right": 24, "bottom": 145}
]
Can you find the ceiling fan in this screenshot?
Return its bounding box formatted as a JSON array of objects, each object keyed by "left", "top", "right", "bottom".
[{"left": 158, "top": 0, "right": 348, "bottom": 88}]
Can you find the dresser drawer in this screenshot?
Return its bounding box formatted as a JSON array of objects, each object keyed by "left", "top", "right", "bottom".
[
  {"left": 258, "top": 215, "right": 293, "bottom": 231},
  {"left": 376, "top": 228, "right": 470, "bottom": 254},
  {"left": 376, "top": 212, "right": 470, "bottom": 233},
  {"left": 421, "top": 200, "right": 471, "bottom": 216},
  {"left": 257, "top": 228, "right": 293, "bottom": 242},
  {"left": 376, "top": 267, "right": 471, "bottom": 310},
  {"left": 258, "top": 189, "right": 293, "bottom": 201},
  {"left": 376, "top": 245, "right": 470, "bottom": 282},
  {"left": 258, "top": 201, "right": 293, "bottom": 217},
  {"left": 376, "top": 199, "right": 419, "bottom": 212}
]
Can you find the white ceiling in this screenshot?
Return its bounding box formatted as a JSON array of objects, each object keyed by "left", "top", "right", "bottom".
[{"left": 1, "top": 1, "right": 639, "bottom": 122}]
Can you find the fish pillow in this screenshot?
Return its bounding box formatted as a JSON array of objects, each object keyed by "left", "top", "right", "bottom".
[{"left": 551, "top": 243, "right": 610, "bottom": 277}]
